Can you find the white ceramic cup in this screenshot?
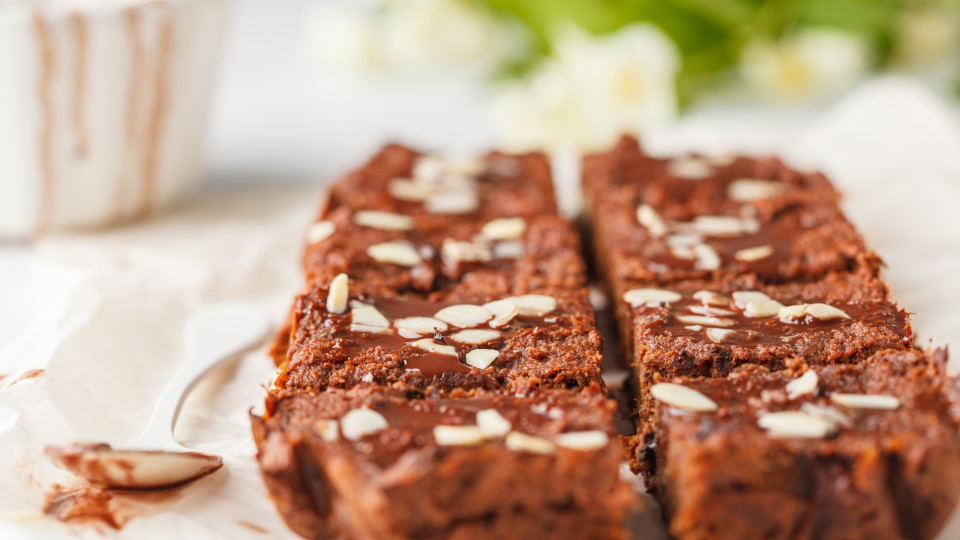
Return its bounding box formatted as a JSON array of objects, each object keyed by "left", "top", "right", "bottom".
[{"left": 0, "top": 0, "right": 233, "bottom": 239}]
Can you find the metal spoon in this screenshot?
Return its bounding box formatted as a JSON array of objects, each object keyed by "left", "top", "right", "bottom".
[{"left": 43, "top": 302, "right": 271, "bottom": 490}]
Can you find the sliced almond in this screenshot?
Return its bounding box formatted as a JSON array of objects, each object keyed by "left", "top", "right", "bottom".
[
  {"left": 464, "top": 348, "right": 499, "bottom": 369},
  {"left": 313, "top": 419, "right": 339, "bottom": 442},
  {"left": 707, "top": 153, "right": 736, "bottom": 166},
  {"left": 735, "top": 245, "right": 774, "bottom": 262},
  {"left": 693, "top": 290, "right": 730, "bottom": 306},
  {"left": 493, "top": 240, "right": 525, "bottom": 259},
  {"left": 685, "top": 324, "right": 703, "bottom": 331},
  {"left": 732, "top": 291, "right": 771, "bottom": 308},
  {"left": 675, "top": 314, "right": 735, "bottom": 327},
  {"left": 305, "top": 220, "right": 335, "bottom": 243},
  {"left": 360, "top": 373, "right": 374, "bottom": 383},
  {"left": 409, "top": 338, "right": 458, "bottom": 357},
  {"left": 388, "top": 178, "right": 434, "bottom": 201},
  {"left": 394, "top": 317, "right": 448, "bottom": 335},
  {"left": 667, "top": 156, "right": 712, "bottom": 180},
  {"left": 482, "top": 299, "right": 520, "bottom": 328},
  {"left": 743, "top": 299, "right": 785, "bottom": 318},
  {"left": 504, "top": 294, "right": 557, "bottom": 316},
  {"left": 786, "top": 370, "right": 819, "bottom": 399},
  {"left": 434, "top": 304, "right": 494, "bottom": 328},
  {"left": 623, "top": 288, "right": 681, "bottom": 307},
  {"left": 688, "top": 305, "right": 735, "bottom": 317},
  {"left": 804, "top": 303, "right": 851, "bottom": 321},
  {"left": 555, "top": 430, "right": 609, "bottom": 451},
  {"left": 353, "top": 210, "right": 414, "bottom": 231},
  {"left": 637, "top": 204, "right": 668, "bottom": 236},
  {"left": 758, "top": 411, "right": 834, "bottom": 438},
  {"left": 830, "top": 393, "right": 900, "bottom": 410},
  {"left": 443, "top": 155, "right": 486, "bottom": 177},
  {"left": 778, "top": 304, "right": 807, "bottom": 322},
  {"left": 326, "top": 273, "right": 349, "bottom": 314},
  {"left": 705, "top": 328, "right": 736, "bottom": 343},
  {"left": 367, "top": 241, "right": 422, "bottom": 267},
  {"left": 481, "top": 218, "right": 527, "bottom": 240},
  {"left": 442, "top": 239, "right": 492, "bottom": 262},
  {"left": 650, "top": 383, "right": 718, "bottom": 412},
  {"left": 693, "top": 244, "right": 722, "bottom": 270},
  {"left": 666, "top": 233, "right": 704, "bottom": 248},
  {"left": 800, "top": 402, "right": 853, "bottom": 427},
  {"left": 449, "top": 329, "right": 500, "bottom": 345},
  {"left": 728, "top": 178, "right": 786, "bottom": 202},
  {"left": 426, "top": 191, "right": 478, "bottom": 214},
  {"left": 351, "top": 303, "right": 390, "bottom": 328},
  {"left": 412, "top": 155, "right": 446, "bottom": 183},
  {"left": 690, "top": 216, "right": 752, "bottom": 236},
  {"left": 350, "top": 323, "right": 393, "bottom": 335},
  {"left": 476, "top": 409, "right": 511, "bottom": 437},
  {"left": 505, "top": 432, "right": 555, "bottom": 455},
  {"left": 433, "top": 425, "right": 486, "bottom": 446},
  {"left": 340, "top": 409, "right": 388, "bottom": 441},
  {"left": 670, "top": 245, "right": 696, "bottom": 260}
]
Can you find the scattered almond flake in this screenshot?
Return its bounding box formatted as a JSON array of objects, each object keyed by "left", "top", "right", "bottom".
[
  {"left": 556, "top": 430, "right": 610, "bottom": 451},
  {"left": 778, "top": 304, "right": 807, "bottom": 322},
  {"left": 666, "top": 233, "right": 704, "bottom": 248},
  {"left": 503, "top": 294, "right": 556, "bottom": 316},
  {"left": 388, "top": 178, "right": 435, "bottom": 201},
  {"left": 409, "top": 339, "right": 458, "bottom": 357},
  {"left": 636, "top": 204, "right": 668, "bottom": 236},
  {"left": 651, "top": 383, "right": 718, "bottom": 412},
  {"left": 705, "top": 328, "right": 736, "bottom": 343},
  {"left": 786, "top": 371, "right": 819, "bottom": 399},
  {"left": 393, "top": 317, "right": 448, "bottom": 335},
  {"left": 482, "top": 299, "right": 520, "bottom": 328},
  {"left": 350, "top": 323, "right": 393, "bottom": 335},
  {"left": 588, "top": 287, "right": 609, "bottom": 310},
  {"left": 476, "top": 409, "right": 511, "bottom": 437},
  {"left": 758, "top": 411, "right": 835, "bottom": 438},
  {"left": 707, "top": 153, "right": 736, "bottom": 166},
  {"left": 441, "top": 239, "right": 492, "bottom": 262},
  {"left": 449, "top": 329, "right": 500, "bottom": 345},
  {"left": 434, "top": 304, "right": 494, "bottom": 328},
  {"left": 622, "top": 288, "right": 681, "bottom": 307},
  {"left": 732, "top": 291, "right": 771, "bottom": 308},
  {"left": 743, "top": 299, "right": 785, "bottom": 318},
  {"left": 465, "top": 348, "right": 499, "bottom": 369},
  {"left": 693, "top": 290, "right": 730, "bottom": 306},
  {"left": 351, "top": 303, "right": 390, "bottom": 328},
  {"left": 367, "top": 241, "right": 422, "bottom": 267},
  {"left": 667, "top": 156, "right": 712, "bottom": 180},
  {"left": 443, "top": 155, "right": 486, "bottom": 177},
  {"left": 360, "top": 373, "right": 374, "bottom": 383},
  {"left": 425, "top": 191, "right": 478, "bottom": 214},
  {"left": 505, "top": 432, "right": 555, "bottom": 455},
  {"left": 670, "top": 245, "right": 696, "bottom": 260},
  {"left": 397, "top": 328, "right": 423, "bottom": 339},
  {"left": 693, "top": 243, "right": 722, "bottom": 270},
  {"left": 735, "top": 245, "right": 774, "bottom": 262},
  {"left": 728, "top": 178, "right": 787, "bottom": 202},
  {"left": 481, "top": 217, "right": 527, "bottom": 240},
  {"left": 433, "top": 425, "right": 486, "bottom": 446},
  {"left": 313, "top": 419, "right": 339, "bottom": 442},
  {"left": 830, "top": 393, "right": 900, "bottom": 410},
  {"left": 492, "top": 240, "right": 524, "bottom": 259},
  {"left": 675, "top": 314, "right": 735, "bottom": 327},
  {"left": 412, "top": 155, "right": 446, "bottom": 183},
  {"left": 688, "top": 305, "right": 735, "bottom": 317},
  {"left": 353, "top": 210, "right": 414, "bottom": 231},
  {"left": 689, "top": 216, "right": 752, "bottom": 236},
  {"left": 684, "top": 325, "right": 703, "bottom": 331},
  {"left": 800, "top": 403, "right": 853, "bottom": 428},
  {"left": 305, "top": 220, "right": 335, "bottom": 243},
  {"left": 804, "top": 303, "right": 851, "bottom": 321},
  {"left": 340, "top": 409, "right": 388, "bottom": 441},
  {"left": 326, "top": 273, "right": 349, "bottom": 314}
]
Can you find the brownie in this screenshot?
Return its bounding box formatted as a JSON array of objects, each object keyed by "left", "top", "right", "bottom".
[
  {"left": 252, "top": 384, "right": 636, "bottom": 540},
  {"left": 303, "top": 206, "right": 586, "bottom": 295},
  {"left": 640, "top": 348, "right": 960, "bottom": 540},
  {"left": 321, "top": 144, "right": 557, "bottom": 220},
  {"left": 583, "top": 136, "right": 868, "bottom": 286},
  {"left": 276, "top": 285, "right": 604, "bottom": 396}
]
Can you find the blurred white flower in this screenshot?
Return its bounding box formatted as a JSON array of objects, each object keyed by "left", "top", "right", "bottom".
[
  {"left": 894, "top": 4, "right": 959, "bottom": 66},
  {"left": 493, "top": 24, "right": 681, "bottom": 152},
  {"left": 307, "top": 0, "right": 524, "bottom": 74},
  {"left": 740, "top": 29, "right": 873, "bottom": 102}
]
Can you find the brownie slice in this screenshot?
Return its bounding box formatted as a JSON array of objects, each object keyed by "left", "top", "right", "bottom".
[
  {"left": 321, "top": 144, "right": 557, "bottom": 220},
  {"left": 303, "top": 206, "right": 586, "bottom": 295},
  {"left": 583, "top": 136, "right": 868, "bottom": 286},
  {"left": 641, "top": 348, "right": 960, "bottom": 540},
  {"left": 252, "top": 385, "right": 637, "bottom": 540},
  {"left": 276, "top": 284, "right": 604, "bottom": 395}
]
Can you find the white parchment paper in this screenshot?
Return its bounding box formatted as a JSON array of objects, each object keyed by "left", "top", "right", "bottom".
[{"left": 0, "top": 77, "right": 958, "bottom": 539}]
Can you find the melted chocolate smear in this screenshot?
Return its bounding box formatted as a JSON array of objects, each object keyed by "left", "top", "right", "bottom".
[
  {"left": 238, "top": 520, "right": 268, "bottom": 533},
  {"left": 43, "top": 483, "right": 181, "bottom": 531}
]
